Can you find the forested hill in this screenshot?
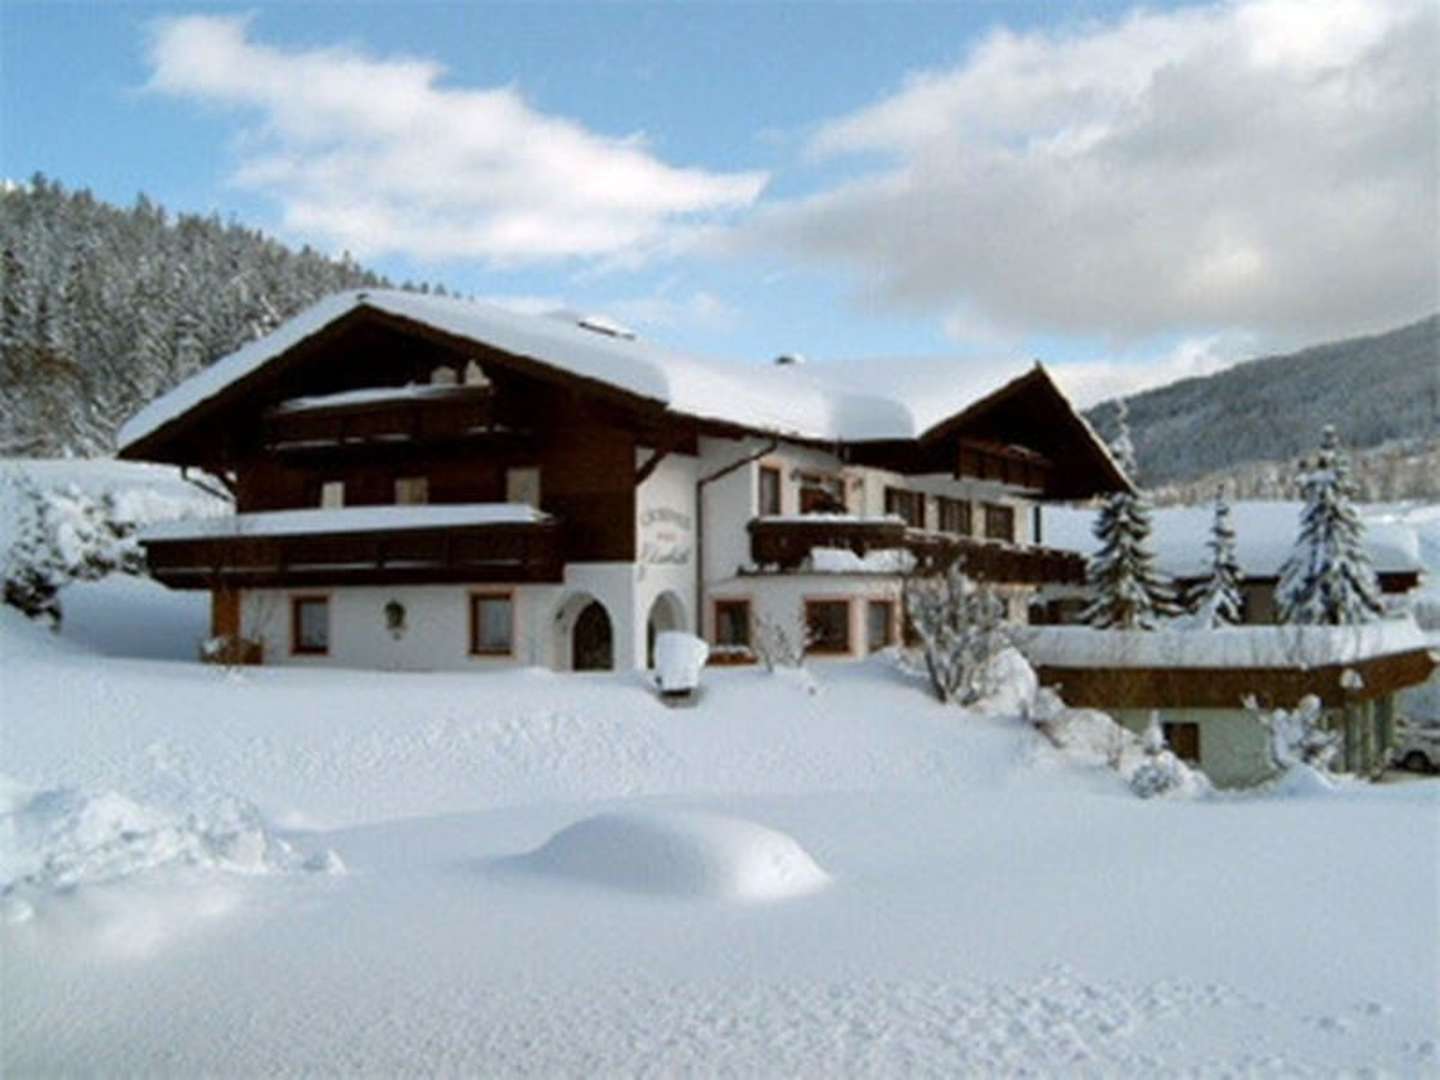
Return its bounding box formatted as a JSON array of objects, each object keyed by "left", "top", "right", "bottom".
[
  {"left": 1084, "top": 314, "right": 1440, "bottom": 490},
  {"left": 0, "top": 176, "right": 448, "bottom": 457}
]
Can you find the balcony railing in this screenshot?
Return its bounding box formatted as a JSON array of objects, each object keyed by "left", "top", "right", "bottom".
[
  {"left": 260, "top": 386, "right": 501, "bottom": 452},
  {"left": 747, "top": 516, "right": 1086, "bottom": 586},
  {"left": 143, "top": 506, "right": 563, "bottom": 589}
]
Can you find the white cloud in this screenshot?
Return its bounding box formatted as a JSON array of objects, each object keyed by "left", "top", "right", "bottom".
[
  {"left": 746, "top": 0, "right": 1438, "bottom": 345},
  {"left": 471, "top": 287, "right": 738, "bottom": 336},
  {"left": 146, "top": 15, "right": 767, "bottom": 263},
  {"left": 1048, "top": 332, "right": 1260, "bottom": 408}
]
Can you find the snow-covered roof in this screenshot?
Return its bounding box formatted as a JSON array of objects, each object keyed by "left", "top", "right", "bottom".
[
  {"left": 271, "top": 384, "right": 488, "bottom": 414},
  {"left": 1020, "top": 618, "right": 1432, "bottom": 669},
  {"left": 117, "top": 290, "right": 1079, "bottom": 451},
  {"left": 142, "top": 503, "right": 550, "bottom": 542},
  {"left": 1045, "top": 502, "right": 1423, "bottom": 578}
]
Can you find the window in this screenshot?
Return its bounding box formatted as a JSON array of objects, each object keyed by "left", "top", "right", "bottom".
[
  {"left": 714, "top": 599, "right": 752, "bottom": 648},
  {"left": 866, "top": 599, "right": 895, "bottom": 652},
  {"left": 758, "top": 466, "right": 782, "bottom": 517},
  {"left": 319, "top": 480, "right": 345, "bottom": 509},
  {"left": 1164, "top": 722, "right": 1201, "bottom": 765},
  {"left": 884, "top": 487, "right": 924, "bottom": 528},
  {"left": 805, "top": 599, "right": 851, "bottom": 655},
  {"left": 983, "top": 503, "right": 1015, "bottom": 542},
  {"left": 395, "top": 476, "right": 430, "bottom": 505},
  {"left": 291, "top": 596, "right": 329, "bottom": 655},
  {"left": 505, "top": 467, "right": 541, "bottom": 509},
  {"left": 938, "top": 497, "right": 972, "bottom": 536},
  {"left": 470, "top": 593, "right": 514, "bottom": 655},
  {"left": 798, "top": 472, "right": 845, "bottom": 514}
]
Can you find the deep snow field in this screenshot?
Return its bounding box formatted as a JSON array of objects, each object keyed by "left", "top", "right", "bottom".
[{"left": 3, "top": 579, "right": 1438, "bottom": 1077}]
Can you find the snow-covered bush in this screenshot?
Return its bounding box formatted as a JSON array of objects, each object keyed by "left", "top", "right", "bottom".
[
  {"left": 2, "top": 472, "right": 145, "bottom": 626},
  {"left": 1031, "top": 694, "right": 1209, "bottom": 798},
  {"left": 1128, "top": 714, "right": 1194, "bottom": 798},
  {"left": 752, "top": 611, "right": 815, "bottom": 672},
  {"left": 902, "top": 562, "right": 1011, "bottom": 705},
  {"left": 1249, "top": 693, "right": 1340, "bottom": 773},
  {"left": 2, "top": 472, "right": 67, "bottom": 626}
]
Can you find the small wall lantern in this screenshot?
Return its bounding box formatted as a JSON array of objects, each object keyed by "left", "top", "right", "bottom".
[{"left": 384, "top": 600, "right": 407, "bottom": 640}]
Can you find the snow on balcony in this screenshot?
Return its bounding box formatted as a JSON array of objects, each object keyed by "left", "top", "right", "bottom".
[{"left": 143, "top": 503, "right": 551, "bottom": 543}]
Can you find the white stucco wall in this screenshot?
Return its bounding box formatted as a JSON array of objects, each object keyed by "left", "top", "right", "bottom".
[
  {"left": 634, "top": 445, "right": 699, "bottom": 648},
  {"left": 239, "top": 582, "right": 563, "bottom": 671},
  {"left": 697, "top": 436, "right": 768, "bottom": 586},
  {"left": 707, "top": 574, "right": 906, "bottom": 660}
]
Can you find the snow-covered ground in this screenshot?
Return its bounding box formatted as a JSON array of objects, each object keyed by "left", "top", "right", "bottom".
[
  {"left": 3, "top": 460, "right": 1439, "bottom": 1073},
  {"left": 3, "top": 576, "right": 1437, "bottom": 1075}
]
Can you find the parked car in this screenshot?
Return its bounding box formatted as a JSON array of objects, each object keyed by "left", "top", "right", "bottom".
[{"left": 1392, "top": 723, "right": 1440, "bottom": 773}]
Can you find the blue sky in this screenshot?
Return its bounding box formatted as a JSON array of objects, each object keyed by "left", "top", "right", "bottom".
[{"left": 3, "top": 1, "right": 1434, "bottom": 403}]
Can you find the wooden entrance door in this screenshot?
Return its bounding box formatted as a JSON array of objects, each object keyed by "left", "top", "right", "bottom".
[{"left": 572, "top": 601, "right": 613, "bottom": 671}]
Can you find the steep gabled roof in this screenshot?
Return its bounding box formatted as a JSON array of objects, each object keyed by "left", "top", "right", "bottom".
[{"left": 117, "top": 289, "right": 1128, "bottom": 495}]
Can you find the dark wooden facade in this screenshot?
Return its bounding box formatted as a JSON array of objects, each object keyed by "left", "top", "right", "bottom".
[
  {"left": 126, "top": 310, "right": 664, "bottom": 578},
  {"left": 1035, "top": 648, "right": 1438, "bottom": 711},
  {"left": 747, "top": 518, "right": 1087, "bottom": 586}
]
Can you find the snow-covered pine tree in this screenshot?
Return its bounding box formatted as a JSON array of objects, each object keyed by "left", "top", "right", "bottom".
[
  {"left": 1275, "top": 426, "right": 1384, "bottom": 625},
  {"left": 1190, "top": 486, "right": 1243, "bottom": 627},
  {"left": 1083, "top": 399, "right": 1177, "bottom": 629},
  {"left": 2, "top": 472, "right": 67, "bottom": 626}
]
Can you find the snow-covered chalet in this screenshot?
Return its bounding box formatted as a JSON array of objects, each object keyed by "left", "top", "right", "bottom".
[{"left": 118, "top": 290, "right": 1129, "bottom": 672}]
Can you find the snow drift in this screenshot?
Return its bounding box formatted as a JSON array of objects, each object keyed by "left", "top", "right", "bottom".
[
  {"left": 516, "top": 811, "right": 831, "bottom": 902},
  {"left": 0, "top": 775, "right": 342, "bottom": 922}
]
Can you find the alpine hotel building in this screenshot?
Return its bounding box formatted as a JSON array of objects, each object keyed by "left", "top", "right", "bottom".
[{"left": 120, "top": 290, "right": 1129, "bottom": 672}]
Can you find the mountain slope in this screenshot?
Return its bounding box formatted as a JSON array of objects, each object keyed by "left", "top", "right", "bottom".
[
  {"left": 0, "top": 176, "right": 431, "bottom": 457},
  {"left": 1085, "top": 315, "right": 1440, "bottom": 488}
]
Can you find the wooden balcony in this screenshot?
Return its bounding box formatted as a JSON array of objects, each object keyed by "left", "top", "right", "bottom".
[
  {"left": 905, "top": 533, "right": 1087, "bottom": 585},
  {"left": 747, "top": 516, "right": 1086, "bottom": 586},
  {"left": 260, "top": 386, "right": 505, "bottom": 453},
  {"left": 143, "top": 508, "right": 563, "bottom": 589},
  {"left": 748, "top": 516, "right": 908, "bottom": 568}
]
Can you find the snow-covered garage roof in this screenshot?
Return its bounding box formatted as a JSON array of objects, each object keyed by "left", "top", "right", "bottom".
[{"left": 117, "top": 289, "right": 1091, "bottom": 452}]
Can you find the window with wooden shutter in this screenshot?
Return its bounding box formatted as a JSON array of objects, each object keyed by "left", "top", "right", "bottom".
[
  {"left": 884, "top": 487, "right": 924, "bottom": 528},
  {"left": 983, "top": 503, "right": 1015, "bottom": 542},
  {"left": 938, "top": 497, "right": 972, "bottom": 535}
]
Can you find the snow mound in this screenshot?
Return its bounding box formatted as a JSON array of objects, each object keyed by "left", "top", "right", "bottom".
[
  {"left": 0, "top": 776, "right": 342, "bottom": 903},
  {"left": 519, "top": 811, "right": 831, "bottom": 902},
  {"left": 1256, "top": 763, "right": 1340, "bottom": 798}
]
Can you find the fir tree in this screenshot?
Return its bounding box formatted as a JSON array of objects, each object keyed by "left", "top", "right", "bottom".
[
  {"left": 1276, "top": 426, "right": 1384, "bottom": 625},
  {"left": 1083, "top": 399, "right": 1176, "bottom": 629},
  {"left": 0, "top": 177, "right": 426, "bottom": 456},
  {"left": 1190, "top": 486, "right": 1243, "bottom": 627}
]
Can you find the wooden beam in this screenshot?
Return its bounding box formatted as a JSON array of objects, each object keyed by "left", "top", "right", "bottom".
[{"left": 635, "top": 446, "right": 671, "bottom": 486}]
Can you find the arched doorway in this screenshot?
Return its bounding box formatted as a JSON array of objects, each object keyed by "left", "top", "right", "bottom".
[
  {"left": 645, "top": 591, "right": 686, "bottom": 668},
  {"left": 572, "top": 600, "right": 614, "bottom": 671}
]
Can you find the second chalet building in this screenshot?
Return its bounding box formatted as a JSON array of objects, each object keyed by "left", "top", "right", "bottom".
[{"left": 119, "top": 289, "right": 1129, "bottom": 672}]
